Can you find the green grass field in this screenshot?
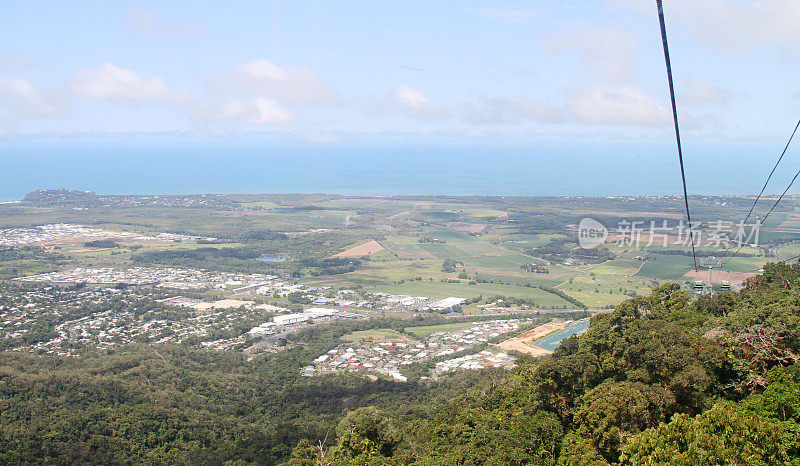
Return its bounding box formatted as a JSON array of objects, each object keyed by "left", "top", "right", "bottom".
[
  {"left": 368, "top": 281, "right": 574, "bottom": 308},
  {"left": 559, "top": 274, "right": 659, "bottom": 308},
  {"left": 723, "top": 255, "right": 770, "bottom": 273},
  {"left": 405, "top": 322, "right": 474, "bottom": 338},
  {"left": 9, "top": 194, "right": 793, "bottom": 311},
  {"left": 499, "top": 233, "right": 567, "bottom": 249},
  {"left": 778, "top": 243, "right": 800, "bottom": 259},
  {"left": 590, "top": 265, "right": 636, "bottom": 275},
  {"left": 418, "top": 243, "right": 473, "bottom": 260},
  {"left": 636, "top": 253, "right": 695, "bottom": 280},
  {"left": 239, "top": 201, "right": 279, "bottom": 209}
]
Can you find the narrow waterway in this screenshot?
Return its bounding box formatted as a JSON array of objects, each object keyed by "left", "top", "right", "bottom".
[{"left": 536, "top": 320, "right": 590, "bottom": 351}]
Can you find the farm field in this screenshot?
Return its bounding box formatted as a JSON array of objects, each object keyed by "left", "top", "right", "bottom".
[
  {"left": 590, "top": 265, "right": 636, "bottom": 275},
  {"left": 777, "top": 243, "right": 800, "bottom": 260},
  {"left": 6, "top": 193, "right": 800, "bottom": 311},
  {"left": 368, "top": 281, "right": 575, "bottom": 308},
  {"left": 333, "top": 240, "right": 385, "bottom": 258},
  {"left": 497, "top": 232, "right": 569, "bottom": 249},
  {"left": 722, "top": 255, "right": 770, "bottom": 273},
  {"left": 558, "top": 274, "right": 659, "bottom": 308},
  {"left": 381, "top": 236, "right": 437, "bottom": 259},
  {"left": 636, "top": 253, "right": 696, "bottom": 280},
  {"left": 304, "top": 258, "right": 444, "bottom": 287}
]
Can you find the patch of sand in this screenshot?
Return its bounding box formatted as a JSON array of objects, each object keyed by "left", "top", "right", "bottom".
[
  {"left": 496, "top": 323, "right": 568, "bottom": 357},
  {"left": 682, "top": 269, "right": 756, "bottom": 286},
  {"left": 334, "top": 240, "right": 384, "bottom": 258}
]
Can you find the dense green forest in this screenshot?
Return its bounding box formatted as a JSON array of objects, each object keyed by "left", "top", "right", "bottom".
[
  {"left": 0, "top": 318, "right": 444, "bottom": 464},
  {"left": 288, "top": 262, "right": 800, "bottom": 465},
  {"left": 2, "top": 263, "right": 800, "bottom": 464}
]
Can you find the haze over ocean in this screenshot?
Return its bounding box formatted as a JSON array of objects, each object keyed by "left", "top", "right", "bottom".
[{"left": 0, "top": 140, "right": 793, "bottom": 201}]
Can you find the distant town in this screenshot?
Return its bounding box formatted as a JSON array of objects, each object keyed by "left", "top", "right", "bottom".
[{"left": 1, "top": 220, "right": 590, "bottom": 379}]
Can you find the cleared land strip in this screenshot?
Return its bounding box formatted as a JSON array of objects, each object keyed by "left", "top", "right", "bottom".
[
  {"left": 496, "top": 322, "right": 568, "bottom": 357},
  {"left": 333, "top": 240, "right": 384, "bottom": 258},
  {"left": 682, "top": 269, "right": 756, "bottom": 286}
]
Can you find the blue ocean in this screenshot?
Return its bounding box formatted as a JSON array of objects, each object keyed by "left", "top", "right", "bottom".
[{"left": 0, "top": 139, "right": 794, "bottom": 201}]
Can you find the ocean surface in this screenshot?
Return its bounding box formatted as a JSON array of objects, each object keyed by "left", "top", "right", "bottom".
[{"left": 0, "top": 139, "right": 795, "bottom": 201}]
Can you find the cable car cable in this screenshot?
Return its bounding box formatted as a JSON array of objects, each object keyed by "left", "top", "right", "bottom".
[
  {"left": 656, "top": 0, "right": 698, "bottom": 271},
  {"left": 722, "top": 122, "right": 800, "bottom": 265},
  {"left": 760, "top": 168, "right": 800, "bottom": 222},
  {"left": 717, "top": 119, "right": 800, "bottom": 263}
]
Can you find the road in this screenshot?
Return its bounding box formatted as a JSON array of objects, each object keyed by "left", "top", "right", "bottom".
[{"left": 771, "top": 241, "right": 798, "bottom": 262}]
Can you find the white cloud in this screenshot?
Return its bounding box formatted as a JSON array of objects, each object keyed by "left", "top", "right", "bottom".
[
  {"left": 251, "top": 98, "right": 293, "bottom": 124},
  {"left": 182, "top": 58, "right": 333, "bottom": 126},
  {"left": 0, "top": 78, "right": 61, "bottom": 117},
  {"left": 185, "top": 98, "right": 293, "bottom": 125},
  {"left": 460, "top": 95, "right": 565, "bottom": 124},
  {"left": 610, "top": 0, "right": 800, "bottom": 53},
  {"left": 468, "top": 7, "right": 540, "bottom": 22},
  {"left": 546, "top": 29, "right": 637, "bottom": 82},
  {"left": 223, "top": 59, "right": 336, "bottom": 105},
  {"left": 567, "top": 85, "right": 671, "bottom": 126},
  {"left": 681, "top": 77, "right": 729, "bottom": 105},
  {"left": 72, "top": 63, "right": 175, "bottom": 102},
  {"left": 126, "top": 5, "right": 204, "bottom": 39},
  {"left": 393, "top": 85, "right": 441, "bottom": 119},
  {"left": 69, "top": 61, "right": 305, "bottom": 127}
]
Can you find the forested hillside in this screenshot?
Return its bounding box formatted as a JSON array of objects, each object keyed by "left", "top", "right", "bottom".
[
  {"left": 1, "top": 263, "right": 799, "bottom": 464},
  {"left": 288, "top": 262, "right": 800, "bottom": 465}
]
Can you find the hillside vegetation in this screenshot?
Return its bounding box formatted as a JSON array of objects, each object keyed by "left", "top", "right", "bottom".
[
  {"left": 1, "top": 262, "right": 799, "bottom": 464},
  {"left": 288, "top": 262, "right": 800, "bottom": 465}
]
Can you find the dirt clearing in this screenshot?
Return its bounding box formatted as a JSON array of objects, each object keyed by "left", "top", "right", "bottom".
[
  {"left": 334, "top": 240, "right": 385, "bottom": 258},
  {"left": 496, "top": 323, "right": 568, "bottom": 357},
  {"left": 682, "top": 270, "right": 756, "bottom": 286},
  {"left": 449, "top": 222, "right": 487, "bottom": 234}
]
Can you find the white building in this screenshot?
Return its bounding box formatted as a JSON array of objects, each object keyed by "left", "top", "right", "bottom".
[
  {"left": 429, "top": 297, "right": 466, "bottom": 310},
  {"left": 302, "top": 307, "right": 338, "bottom": 318},
  {"left": 273, "top": 313, "right": 310, "bottom": 325}
]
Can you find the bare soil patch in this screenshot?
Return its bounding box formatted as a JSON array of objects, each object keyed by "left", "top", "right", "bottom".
[
  {"left": 334, "top": 240, "right": 385, "bottom": 258},
  {"left": 449, "top": 222, "right": 487, "bottom": 234},
  {"left": 682, "top": 270, "right": 756, "bottom": 286},
  {"left": 496, "top": 323, "right": 568, "bottom": 357}
]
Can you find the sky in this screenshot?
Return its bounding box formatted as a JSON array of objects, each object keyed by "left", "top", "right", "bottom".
[{"left": 0, "top": 0, "right": 798, "bottom": 145}]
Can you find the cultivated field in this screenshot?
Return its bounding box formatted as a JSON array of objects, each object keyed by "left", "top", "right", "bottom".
[
  {"left": 449, "top": 222, "right": 487, "bottom": 234},
  {"left": 6, "top": 193, "right": 800, "bottom": 312}
]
